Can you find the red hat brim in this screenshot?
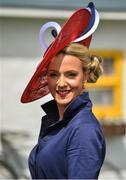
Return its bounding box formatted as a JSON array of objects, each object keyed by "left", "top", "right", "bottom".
[{"left": 21, "top": 8, "right": 92, "bottom": 103}]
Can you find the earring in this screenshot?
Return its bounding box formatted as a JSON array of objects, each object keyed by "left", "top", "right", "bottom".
[{"left": 83, "top": 80, "right": 87, "bottom": 89}]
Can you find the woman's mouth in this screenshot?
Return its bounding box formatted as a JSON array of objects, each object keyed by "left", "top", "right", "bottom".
[{"left": 56, "top": 90, "right": 71, "bottom": 97}]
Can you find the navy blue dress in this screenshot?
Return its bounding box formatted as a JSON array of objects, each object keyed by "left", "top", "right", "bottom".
[{"left": 29, "top": 92, "right": 106, "bottom": 179}]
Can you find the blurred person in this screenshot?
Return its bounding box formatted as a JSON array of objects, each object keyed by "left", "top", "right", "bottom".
[{"left": 21, "top": 2, "right": 106, "bottom": 179}]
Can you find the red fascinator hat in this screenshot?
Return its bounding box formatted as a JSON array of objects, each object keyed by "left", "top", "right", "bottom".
[{"left": 21, "top": 2, "right": 99, "bottom": 103}]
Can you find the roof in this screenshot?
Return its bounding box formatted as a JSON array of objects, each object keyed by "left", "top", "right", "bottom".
[
  {"left": 0, "top": 0, "right": 126, "bottom": 20},
  {"left": 0, "top": 0, "right": 126, "bottom": 12}
]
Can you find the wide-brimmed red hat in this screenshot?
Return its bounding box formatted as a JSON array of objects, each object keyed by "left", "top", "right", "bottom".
[{"left": 21, "top": 2, "right": 99, "bottom": 103}]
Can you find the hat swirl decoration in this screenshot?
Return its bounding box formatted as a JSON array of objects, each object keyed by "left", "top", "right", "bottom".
[
  {"left": 21, "top": 2, "right": 100, "bottom": 103},
  {"left": 39, "top": 2, "right": 99, "bottom": 51},
  {"left": 39, "top": 22, "right": 61, "bottom": 51}
]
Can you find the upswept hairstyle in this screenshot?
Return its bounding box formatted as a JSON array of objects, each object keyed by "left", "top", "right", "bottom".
[{"left": 61, "top": 43, "right": 103, "bottom": 83}]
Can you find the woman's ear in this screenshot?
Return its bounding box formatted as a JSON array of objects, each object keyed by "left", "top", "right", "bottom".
[{"left": 82, "top": 79, "right": 87, "bottom": 89}]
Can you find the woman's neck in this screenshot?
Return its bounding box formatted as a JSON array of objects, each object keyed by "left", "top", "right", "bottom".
[{"left": 57, "top": 104, "right": 66, "bottom": 120}]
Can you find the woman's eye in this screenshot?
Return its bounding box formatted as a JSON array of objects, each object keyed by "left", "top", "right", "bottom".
[
  {"left": 48, "top": 73, "right": 58, "bottom": 77},
  {"left": 68, "top": 73, "right": 77, "bottom": 78}
]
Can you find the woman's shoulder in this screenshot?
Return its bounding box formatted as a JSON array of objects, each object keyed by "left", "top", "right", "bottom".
[
  {"left": 67, "top": 110, "right": 105, "bottom": 142},
  {"left": 69, "top": 107, "right": 101, "bottom": 129},
  {"left": 67, "top": 120, "right": 106, "bottom": 153}
]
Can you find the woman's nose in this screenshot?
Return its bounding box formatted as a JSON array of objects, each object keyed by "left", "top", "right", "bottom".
[{"left": 57, "top": 76, "right": 66, "bottom": 87}]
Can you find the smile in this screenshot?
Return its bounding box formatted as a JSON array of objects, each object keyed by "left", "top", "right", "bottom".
[{"left": 56, "top": 90, "right": 71, "bottom": 97}]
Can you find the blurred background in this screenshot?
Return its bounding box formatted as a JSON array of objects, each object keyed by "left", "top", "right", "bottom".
[{"left": 0, "top": 0, "right": 126, "bottom": 179}]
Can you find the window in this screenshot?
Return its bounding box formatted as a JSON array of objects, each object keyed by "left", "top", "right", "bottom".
[{"left": 87, "top": 50, "right": 123, "bottom": 121}]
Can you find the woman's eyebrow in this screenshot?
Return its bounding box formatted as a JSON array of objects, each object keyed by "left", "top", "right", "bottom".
[
  {"left": 47, "top": 69, "right": 58, "bottom": 72},
  {"left": 65, "top": 70, "right": 78, "bottom": 73},
  {"left": 47, "top": 70, "right": 78, "bottom": 73}
]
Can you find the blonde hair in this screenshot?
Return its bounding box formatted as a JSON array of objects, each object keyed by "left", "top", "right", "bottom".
[{"left": 61, "top": 43, "right": 103, "bottom": 83}]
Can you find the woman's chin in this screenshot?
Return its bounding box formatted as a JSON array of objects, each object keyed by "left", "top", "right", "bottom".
[{"left": 55, "top": 92, "right": 73, "bottom": 106}]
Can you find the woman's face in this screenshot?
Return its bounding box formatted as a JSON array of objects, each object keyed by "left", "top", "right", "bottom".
[{"left": 47, "top": 53, "right": 86, "bottom": 108}]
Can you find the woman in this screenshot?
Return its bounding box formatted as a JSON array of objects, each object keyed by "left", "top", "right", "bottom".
[
  {"left": 21, "top": 2, "right": 106, "bottom": 179},
  {"left": 28, "top": 43, "right": 105, "bottom": 179}
]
